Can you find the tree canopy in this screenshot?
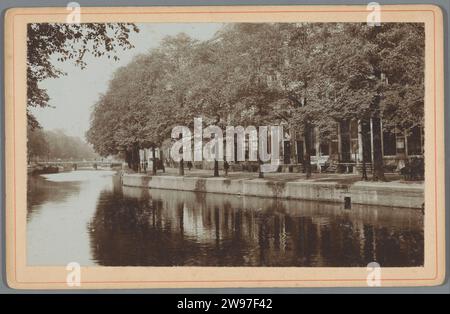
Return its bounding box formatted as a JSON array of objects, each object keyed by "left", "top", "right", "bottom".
[
  {"left": 28, "top": 126, "right": 98, "bottom": 161},
  {"left": 87, "top": 23, "right": 424, "bottom": 179},
  {"left": 27, "top": 23, "right": 139, "bottom": 128}
]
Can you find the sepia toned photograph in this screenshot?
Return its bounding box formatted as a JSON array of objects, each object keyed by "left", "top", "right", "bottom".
[
  {"left": 4, "top": 5, "right": 445, "bottom": 289},
  {"left": 26, "top": 20, "right": 425, "bottom": 268}
]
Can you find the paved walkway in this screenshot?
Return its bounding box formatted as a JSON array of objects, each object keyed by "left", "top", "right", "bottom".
[{"left": 142, "top": 167, "right": 423, "bottom": 186}]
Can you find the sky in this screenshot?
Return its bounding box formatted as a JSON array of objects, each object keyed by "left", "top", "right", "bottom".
[{"left": 32, "top": 23, "right": 223, "bottom": 140}]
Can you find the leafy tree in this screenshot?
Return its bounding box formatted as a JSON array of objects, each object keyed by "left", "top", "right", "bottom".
[
  {"left": 157, "top": 34, "right": 201, "bottom": 175},
  {"left": 87, "top": 22, "right": 424, "bottom": 182},
  {"left": 212, "top": 24, "right": 286, "bottom": 178},
  {"left": 27, "top": 127, "right": 97, "bottom": 161},
  {"left": 87, "top": 52, "right": 168, "bottom": 171},
  {"left": 87, "top": 34, "right": 197, "bottom": 172},
  {"left": 376, "top": 23, "right": 425, "bottom": 131},
  {"left": 27, "top": 23, "right": 139, "bottom": 128},
  {"left": 277, "top": 23, "right": 336, "bottom": 178},
  {"left": 317, "top": 23, "right": 424, "bottom": 180},
  {"left": 308, "top": 23, "right": 382, "bottom": 179},
  {"left": 27, "top": 125, "right": 49, "bottom": 162}
]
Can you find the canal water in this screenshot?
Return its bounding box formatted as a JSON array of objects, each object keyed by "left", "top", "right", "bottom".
[{"left": 27, "top": 170, "right": 424, "bottom": 267}]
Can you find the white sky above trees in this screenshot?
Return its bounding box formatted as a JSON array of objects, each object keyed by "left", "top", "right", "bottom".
[{"left": 32, "top": 23, "right": 223, "bottom": 140}]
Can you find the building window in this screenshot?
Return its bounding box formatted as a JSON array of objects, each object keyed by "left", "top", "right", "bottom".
[
  {"left": 396, "top": 135, "right": 406, "bottom": 155},
  {"left": 320, "top": 142, "right": 330, "bottom": 156},
  {"left": 330, "top": 140, "right": 339, "bottom": 157},
  {"left": 350, "top": 120, "right": 359, "bottom": 139},
  {"left": 383, "top": 130, "right": 396, "bottom": 156},
  {"left": 350, "top": 120, "right": 359, "bottom": 161},
  {"left": 407, "top": 126, "right": 423, "bottom": 156}
]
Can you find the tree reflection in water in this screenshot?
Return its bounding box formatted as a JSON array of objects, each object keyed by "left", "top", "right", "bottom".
[
  {"left": 88, "top": 184, "right": 423, "bottom": 267},
  {"left": 27, "top": 175, "right": 81, "bottom": 221}
]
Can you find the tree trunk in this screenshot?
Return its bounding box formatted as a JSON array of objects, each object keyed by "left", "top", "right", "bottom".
[
  {"left": 256, "top": 128, "right": 264, "bottom": 178},
  {"left": 301, "top": 81, "right": 312, "bottom": 179},
  {"left": 179, "top": 158, "right": 184, "bottom": 176},
  {"left": 361, "top": 157, "right": 368, "bottom": 181},
  {"left": 371, "top": 116, "right": 386, "bottom": 181},
  {"left": 214, "top": 159, "right": 219, "bottom": 177},
  {"left": 303, "top": 122, "right": 312, "bottom": 179},
  {"left": 125, "top": 149, "right": 132, "bottom": 169},
  {"left": 128, "top": 143, "right": 140, "bottom": 172},
  {"left": 361, "top": 120, "right": 368, "bottom": 181},
  {"left": 152, "top": 147, "right": 157, "bottom": 175},
  {"left": 178, "top": 133, "right": 184, "bottom": 176},
  {"left": 258, "top": 157, "right": 264, "bottom": 178}
]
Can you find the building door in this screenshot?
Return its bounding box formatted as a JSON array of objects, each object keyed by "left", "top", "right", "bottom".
[
  {"left": 284, "top": 141, "right": 291, "bottom": 164},
  {"left": 296, "top": 140, "right": 304, "bottom": 164}
]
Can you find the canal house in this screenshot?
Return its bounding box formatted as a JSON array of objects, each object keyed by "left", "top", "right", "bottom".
[{"left": 280, "top": 119, "right": 424, "bottom": 174}]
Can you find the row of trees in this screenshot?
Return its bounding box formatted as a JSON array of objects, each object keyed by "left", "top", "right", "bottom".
[
  {"left": 87, "top": 23, "right": 424, "bottom": 180},
  {"left": 28, "top": 126, "right": 98, "bottom": 162}
]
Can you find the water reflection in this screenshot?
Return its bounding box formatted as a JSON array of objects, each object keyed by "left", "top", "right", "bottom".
[
  {"left": 90, "top": 179, "right": 423, "bottom": 267},
  {"left": 27, "top": 175, "right": 81, "bottom": 220},
  {"left": 27, "top": 171, "right": 115, "bottom": 265},
  {"left": 28, "top": 171, "right": 423, "bottom": 267}
]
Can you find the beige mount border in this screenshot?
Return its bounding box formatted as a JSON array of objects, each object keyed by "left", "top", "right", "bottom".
[{"left": 4, "top": 5, "right": 445, "bottom": 289}]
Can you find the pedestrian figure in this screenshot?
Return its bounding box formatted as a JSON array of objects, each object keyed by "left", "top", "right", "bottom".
[{"left": 187, "top": 161, "right": 193, "bottom": 171}]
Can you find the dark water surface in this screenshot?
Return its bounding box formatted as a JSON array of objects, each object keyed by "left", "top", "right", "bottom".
[{"left": 27, "top": 171, "right": 424, "bottom": 267}]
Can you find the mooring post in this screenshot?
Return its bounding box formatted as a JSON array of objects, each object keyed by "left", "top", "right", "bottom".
[{"left": 344, "top": 196, "right": 351, "bottom": 209}]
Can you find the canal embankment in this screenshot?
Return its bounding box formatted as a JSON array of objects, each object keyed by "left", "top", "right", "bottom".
[{"left": 122, "top": 171, "right": 424, "bottom": 209}]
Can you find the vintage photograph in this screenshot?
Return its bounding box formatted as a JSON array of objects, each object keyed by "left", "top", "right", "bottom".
[{"left": 25, "top": 20, "right": 426, "bottom": 268}]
